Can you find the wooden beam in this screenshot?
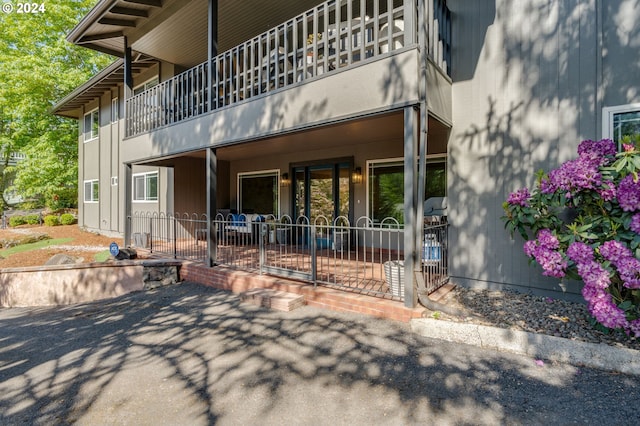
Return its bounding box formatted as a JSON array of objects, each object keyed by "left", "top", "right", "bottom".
[
  {"left": 123, "top": 0, "right": 162, "bottom": 7},
  {"left": 98, "top": 17, "right": 137, "bottom": 27},
  {"left": 78, "top": 31, "right": 123, "bottom": 43},
  {"left": 84, "top": 43, "right": 124, "bottom": 57},
  {"left": 110, "top": 6, "right": 149, "bottom": 18}
]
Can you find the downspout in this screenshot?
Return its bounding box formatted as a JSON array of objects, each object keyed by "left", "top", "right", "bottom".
[{"left": 414, "top": 0, "right": 465, "bottom": 317}]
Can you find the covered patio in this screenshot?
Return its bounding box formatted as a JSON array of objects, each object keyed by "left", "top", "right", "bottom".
[{"left": 129, "top": 212, "right": 449, "bottom": 303}]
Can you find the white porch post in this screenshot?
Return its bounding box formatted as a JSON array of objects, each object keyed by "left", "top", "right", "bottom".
[{"left": 403, "top": 106, "right": 419, "bottom": 307}]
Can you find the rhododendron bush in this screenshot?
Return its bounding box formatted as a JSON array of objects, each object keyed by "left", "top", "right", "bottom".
[{"left": 503, "top": 138, "right": 640, "bottom": 336}]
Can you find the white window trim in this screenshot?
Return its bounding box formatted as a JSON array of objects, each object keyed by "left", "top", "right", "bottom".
[
  {"left": 84, "top": 179, "right": 99, "bottom": 203},
  {"left": 132, "top": 171, "right": 159, "bottom": 203},
  {"left": 133, "top": 77, "right": 159, "bottom": 95},
  {"left": 603, "top": 103, "right": 640, "bottom": 147},
  {"left": 365, "top": 157, "right": 403, "bottom": 224},
  {"left": 83, "top": 108, "right": 99, "bottom": 143},
  {"left": 365, "top": 156, "right": 448, "bottom": 223},
  {"left": 237, "top": 169, "right": 280, "bottom": 216},
  {"left": 111, "top": 98, "right": 119, "bottom": 123}
]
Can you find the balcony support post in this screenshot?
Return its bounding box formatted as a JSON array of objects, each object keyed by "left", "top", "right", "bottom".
[
  {"left": 403, "top": 106, "right": 418, "bottom": 308},
  {"left": 415, "top": 0, "right": 429, "bottom": 301},
  {"left": 207, "top": 0, "right": 218, "bottom": 112},
  {"left": 404, "top": 0, "right": 417, "bottom": 46},
  {"left": 123, "top": 36, "right": 133, "bottom": 135},
  {"left": 124, "top": 163, "right": 133, "bottom": 248},
  {"left": 206, "top": 147, "right": 218, "bottom": 267},
  {"left": 124, "top": 37, "right": 133, "bottom": 91}
]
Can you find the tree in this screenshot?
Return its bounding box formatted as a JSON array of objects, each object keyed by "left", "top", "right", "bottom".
[{"left": 0, "top": 0, "right": 111, "bottom": 210}]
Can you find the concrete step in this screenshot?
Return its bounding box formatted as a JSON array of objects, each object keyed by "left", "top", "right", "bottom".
[{"left": 240, "top": 288, "right": 305, "bottom": 312}]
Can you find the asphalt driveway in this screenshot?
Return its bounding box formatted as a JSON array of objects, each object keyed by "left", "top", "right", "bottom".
[{"left": 1, "top": 282, "right": 638, "bottom": 425}]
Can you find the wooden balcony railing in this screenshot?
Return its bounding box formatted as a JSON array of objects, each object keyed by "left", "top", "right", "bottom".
[{"left": 125, "top": 0, "right": 451, "bottom": 138}]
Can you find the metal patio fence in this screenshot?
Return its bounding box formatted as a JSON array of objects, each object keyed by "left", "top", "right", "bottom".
[{"left": 129, "top": 212, "right": 449, "bottom": 301}]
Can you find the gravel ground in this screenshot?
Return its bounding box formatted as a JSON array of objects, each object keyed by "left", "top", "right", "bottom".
[{"left": 437, "top": 287, "right": 640, "bottom": 351}]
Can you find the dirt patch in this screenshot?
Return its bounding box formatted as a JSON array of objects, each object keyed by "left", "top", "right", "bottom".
[{"left": 0, "top": 225, "right": 123, "bottom": 268}]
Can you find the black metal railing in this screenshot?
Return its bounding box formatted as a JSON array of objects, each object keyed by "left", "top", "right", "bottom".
[{"left": 129, "top": 211, "right": 449, "bottom": 301}]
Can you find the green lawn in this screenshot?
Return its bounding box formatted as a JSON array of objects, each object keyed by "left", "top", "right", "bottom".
[
  {"left": 94, "top": 250, "right": 111, "bottom": 262},
  {"left": 0, "top": 238, "right": 73, "bottom": 257}
]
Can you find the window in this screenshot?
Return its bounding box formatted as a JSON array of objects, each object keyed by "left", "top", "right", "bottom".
[
  {"left": 368, "top": 159, "right": 404, "bottom": 224},
  {"left": 84, "top": 180, "right": 99, "bottom": 203},
  {"left": 83, "top": 109, "right": 99, "bottom": 142},
  {"left": 133, "top": 172, "right": 158, "bottom": 202},
  {"left": 367, "top": 157, "right": 447, "bottom": 225},
  {"left": 238, "top": 170, "right": 279, "bottom": 215},
  {"left": 603, "top": 103, "right": 640, "bottom": 148},
  {"left": 111, "top": 98, "right": 119, "bottom": 123},
  {"left": 133, "top": 77, "right": 159, "bottom": 96}
]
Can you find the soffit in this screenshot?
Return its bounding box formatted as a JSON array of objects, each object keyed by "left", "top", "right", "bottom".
[
  {"left": 52, "top": 57, "right": 158, "bottom": 118},
  {"left": 69, "top": 0, "right": 324, "bottom": 67},
  {"left": 145, "top": 112, "right": 449, "bottom": 167}
]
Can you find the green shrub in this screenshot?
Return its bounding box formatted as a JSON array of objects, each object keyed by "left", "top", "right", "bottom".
[
  {"left": 9, "top": 216, "right": 26, "bottom": 227},
  {"left": 44, "top": 215, "right": 60, "bottom": 226},
  {"left": 25, "top": 214, "right": 41, "bottom": 225},
  {"left": 46, "top": 187, "right": 77, "bottom": 211},
  {"left": 60, "top": 213, "right": 77, "bottom": 225}
]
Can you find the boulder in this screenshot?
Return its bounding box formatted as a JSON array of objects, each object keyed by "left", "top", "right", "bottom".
[{"left": 45, "top": 254, "right": 81, "bottom": 266}]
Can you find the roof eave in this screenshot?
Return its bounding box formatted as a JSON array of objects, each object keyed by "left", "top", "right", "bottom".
[
  {"left": 67, "top": 0, "right": 119, "bottom": 45},
  {"left": 51, "top": 59, "right": 124, "bottom": 117}
]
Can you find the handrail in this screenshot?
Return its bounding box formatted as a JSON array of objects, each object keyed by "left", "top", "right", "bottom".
[{"left": 125, "top": 0, "right": 451, "bottom": 138}]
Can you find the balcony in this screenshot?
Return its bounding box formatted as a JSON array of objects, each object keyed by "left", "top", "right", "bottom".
[{"left": 125, "top": 0, "right": 451, "bottom": 138}]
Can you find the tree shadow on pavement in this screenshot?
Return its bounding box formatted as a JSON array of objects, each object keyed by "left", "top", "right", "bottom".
[{"left": 0, "top": 282, "right": 638, "bottom": 425}]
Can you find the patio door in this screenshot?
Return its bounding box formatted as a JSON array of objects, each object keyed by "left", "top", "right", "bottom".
[{"left": 293, "top": 162, "right": 351, "bottom": 224}]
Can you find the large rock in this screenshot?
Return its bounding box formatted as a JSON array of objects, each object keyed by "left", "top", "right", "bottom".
[{"left": 45, "top": 254, "right": 82, "bottom": 266}]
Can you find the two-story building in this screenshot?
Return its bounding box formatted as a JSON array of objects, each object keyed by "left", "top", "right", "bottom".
[{"left": 53, "top": 0, "right": 640, "bottom": 307}]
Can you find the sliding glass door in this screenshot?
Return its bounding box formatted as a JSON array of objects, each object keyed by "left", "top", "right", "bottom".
[{"left": 293, "top": 161, "right": 351, "bottom": 223}]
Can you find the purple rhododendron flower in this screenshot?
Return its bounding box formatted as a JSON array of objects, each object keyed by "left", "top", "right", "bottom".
[
  {"left": 542, "top": 157, "right": 602, "bottom": 195},
  {"left": 537, "top": 229, "right": 559, "bottom": 250},
  {"left": 599, "top": 240, "right": 640, "bottom": 289},
  {"left": 507, "top": 188, "right": 530, "bottom": 207},
  {"left": 577, "top": 139, "right": 616, "bottom": 166},
  {"left": 599, "top": 240, "right": 630, "bottom": 261},
  {"left": 617, "top": 174, "right": 640, "bottom": 212},
  {"left": 523, "top": 240, "right": 537, "bottom": 257},
  {"left": 589, "top": 296, "right": 629, "bottom": 330},
  {"left": 631, "top": 214, "right": 640, "bottom": 234},
  {"left": 567, "top": 241, "right": 594, "bottom": 264},
  {"left": 617, "top": 257, "right": 640, "bottom": 289},
  {"left": 523, "top": 230, "right": 566, "bottom": 278},
  {"left": 598, "top": 183, "right": 616, "bottom": 202}
]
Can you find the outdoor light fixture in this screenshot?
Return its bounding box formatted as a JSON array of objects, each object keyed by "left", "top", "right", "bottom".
[
  {"left": 352, "top": 167, "right": 363, "bottom": 184},
  {"left": 280, "top": 172, "right": 291, "bottom": 186}
]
